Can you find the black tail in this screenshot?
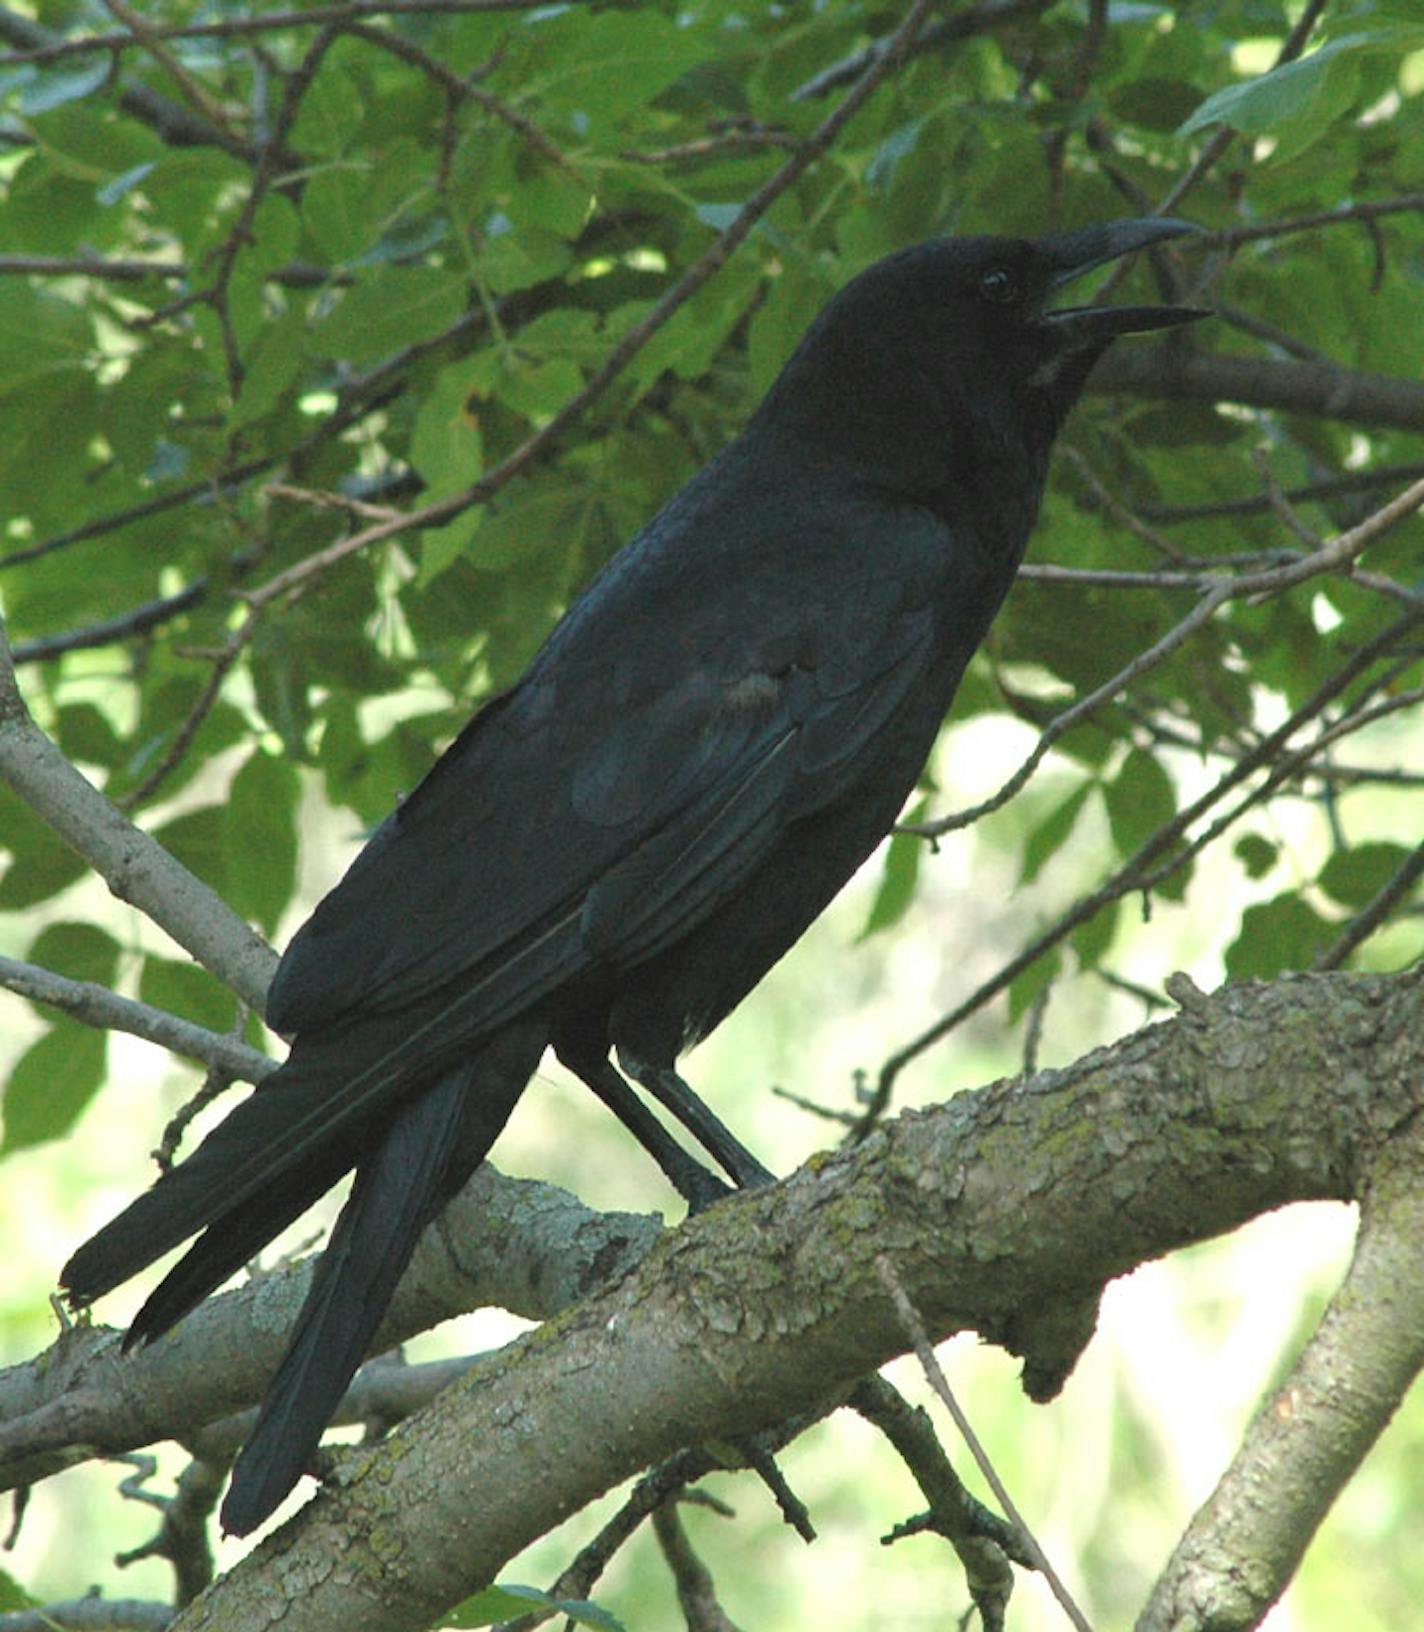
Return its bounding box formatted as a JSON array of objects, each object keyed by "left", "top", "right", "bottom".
[
  {"left": 61, "top": 1016, "right": 544, "bottom": 1538},
  {"left": 222, "top": 1020, "right": 540, "bottom": 1535}
]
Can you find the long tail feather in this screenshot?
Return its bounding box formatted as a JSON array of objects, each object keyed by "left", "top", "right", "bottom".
[
  {"left": 220, "top": 1019, "right": 541, "bottom": 1536},
  {"left": 124, "top": 1138, "right": 361, "bottom": 1349}
]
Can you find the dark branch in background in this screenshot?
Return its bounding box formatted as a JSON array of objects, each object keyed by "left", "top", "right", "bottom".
[
  {"left": 790, "top": 0, "right": 1056, "bottom": 99},
  {"left": 9, "top": 581, "right": 213, "bottom": 665},
  {"left": 340, "top": 19, "right": 574, "bottom": 171},
  {"left": 0, "top": 5, "right": 253, "bottom": 158},
  {"left": 1140, "top": 459, "right": 1424, "bottom": 525},
  {"left": 0, "top": 0, "right": 568, "bottom": 67},
  {"left": 1199, "top": 195, "right": 1424, "bottom": 249},
  {"left": 1093, "top": 346, "right": 1424, "bottom": 434},
  {"left": 203, "top": 22, "right": 340, "bottom": 399}
]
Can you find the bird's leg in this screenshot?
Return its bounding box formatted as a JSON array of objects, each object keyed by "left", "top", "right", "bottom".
[
  {"left": 617, "top": 1053, "right": 776, "bottom": 1191},
  {"left": 571, "top": 1055, "right": 733, "bottom": 1212}
]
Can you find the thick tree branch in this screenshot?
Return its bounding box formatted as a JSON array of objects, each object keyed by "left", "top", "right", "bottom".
[
  {"left": 0, "top": 1168, "right": 660, "bottom": 1491},
  {"left": 1139, "top": 1098, "right": 1424, "bottom": 1632},
  {"left": 107, "top": 965, "right": 1424, "bottom": 1632},
  {"left": 1093, "top": 346, "right": 1424, "bottom": 434}
]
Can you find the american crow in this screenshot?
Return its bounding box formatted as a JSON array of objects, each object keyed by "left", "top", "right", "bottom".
[{"left": 63, "top": 217, "right": 1204, "bottom": 1536}]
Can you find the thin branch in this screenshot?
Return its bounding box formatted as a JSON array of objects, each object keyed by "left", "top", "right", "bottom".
[
  {"left": 1313, "top": 842, "right": 1424, "bottom": 972},
  {"left": 10, "top": 580, "right": 212, "bottom": 665},
  {"left": 0, "top": 254, "right": 338, "bottom": 287},
  {"left": 911, "top": 474, "right": 1424, "bottom": 841},
  {"left": 1140, "top": 461, "right": 1424, "bottom": 526},
  {"left": 869, "top": 604, "right": 1424, "bottom": 1115},
  {"left": 341, "top": 20, "right": 573, "bottom": 172},
  {"left": 790, "top": 0, "right": 1055, "bottom": 100},
  {"left": 874, "top": 1258, "right": 1093, "bottom": 1632},
  {"left": 850, "top": 1374, "right": 1028, "bottom": 1632},
  {"left": 0, "top": 618, "right": 277, "bottom": 1010},
  {"left": 0, "top": 0, "right": 572, "bottom": 67},
  {"left": 0, "top": 955, "right": 273, "bottom": 1082},
  {"left": 1199, "top": 195, "right": 1424, "bottom": 251},
  {"left": 652, "top": 1500, "right": 745, "bottom": 1632},
  {"left": 0, "top": 1599, "right": 173, "bottom": 1630},
  {"left": 98, "top": 0, "right": 239, "bottom": 139}
]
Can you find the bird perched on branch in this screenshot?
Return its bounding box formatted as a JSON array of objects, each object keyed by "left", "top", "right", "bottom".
[{"left": 64, "top": 217, "right": 1204, "bottom": 1536}]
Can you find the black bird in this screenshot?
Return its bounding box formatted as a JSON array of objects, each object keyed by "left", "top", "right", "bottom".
[{"left": 63, "top": 217, "right": 1204, "bottom": 1536}]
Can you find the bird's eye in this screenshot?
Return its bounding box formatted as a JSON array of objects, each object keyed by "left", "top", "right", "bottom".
[{"left": 979, "top": 268, "right": 1018, "bottom": 304}]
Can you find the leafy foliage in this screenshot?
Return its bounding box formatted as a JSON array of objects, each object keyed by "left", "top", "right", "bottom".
[
  {"left": 1, "top": 0, "right": 1420, "bottom": 1138},
  {"left": 0, "top": 0, "right": 1422, "bottom": 1623}
]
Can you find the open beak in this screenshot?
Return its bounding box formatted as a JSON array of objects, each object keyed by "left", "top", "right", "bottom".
[{"left": 1039, "top": 217, "right": 1209, "bottom": 345}]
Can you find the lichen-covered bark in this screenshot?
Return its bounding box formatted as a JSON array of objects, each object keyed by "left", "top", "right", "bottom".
[{"left": 169, "top": 966, "right": 1424, "bottom": 1631}]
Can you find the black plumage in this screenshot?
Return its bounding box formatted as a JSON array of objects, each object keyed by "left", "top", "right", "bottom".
[{"left": 63, "top": 217, "right": 1204, "bottom": 1536}]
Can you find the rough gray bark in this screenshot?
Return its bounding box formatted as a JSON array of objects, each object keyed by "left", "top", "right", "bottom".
[{"left": 140, "top": 964, "right": 1422, "bottom": 1632}]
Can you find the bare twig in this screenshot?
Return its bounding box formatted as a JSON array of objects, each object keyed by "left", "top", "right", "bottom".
[
  {"left": 1313, "top": 842, "right": 1424, "bottom": 972},
  {"left": 0, "top": 955, "right": 272, "bottom": 1083},
  {"left": 910, "top": 475, "right": 1424, "bottom": 841},
  {"left": 652, "top": 1500, "right": 745, "bottom": 1632},
  {"left": 874, "top": 1257, "right": 1093, "bottom": 1632},
  {"left": 869, "top": 604, "right": 1424, "bottom": 1117}
]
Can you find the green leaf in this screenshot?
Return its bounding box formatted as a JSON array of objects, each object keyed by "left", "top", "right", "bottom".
[
  {"left": 55, "top": 702, "right": 127, "bottom": 769},
  {"left": 0, "top": 1562, "right": 37, "bottom": 1611},
  {"left": 223, "top": 750, "right": 300, "bottom": 935},
  {"left": 1319, "top": 843, "right": 1412, "bottom": 910},
  {"left": 27, "top": 923, "right": 120, "bottom": 990},
  {"left": 2, "top": 1022, "right": 106, "bottom": 1153},
  {"left": 444, "top": 1583, "right": 626, "bottom": 1630},
  {"left": 860, "top": 800, "right": 928, "bottom": 939},
  {"left": 1070, "top": 898, "right": 1121, "bottom": 971},
  {"left": 525, "top": 10, "right": 705, "bottom": 129},
  {"left": 1019, "top": 782, "right": 1094, "bottom": 886},
  {"left": 0, "top": 785, "right": 89, "bottom": 910},
  {"left": 479, "top": 224, "right": 573, "bottom": 295},
  {"left": 19, "top": 59, "right": 109, "bottom": 115},
  {"left": 1103, "top": 749, "right": 1175, "bottom": 858},
  {"left": 230, "top": 309, "right": 308, "bottom": 429},
  {"left": 1224, "top": 895, "right": 1335, "bottom": 981},
  {"left": 1008, "top": 946, "right": 1061, "bottom": 1025},
  {"left": 139, "top": 955, "right": 238, "bottom": 1034},
  {"left": 152, "top": 806, "right": 228, "bottom": 895},
  {"left": 411, "top": 356, "right": 486, "bottom": 500},
  {"left": 313, "top": 267, "right": 468, "bottom": 364},
  {"left": 290, "top": 65, "right": 365, "bottom": 156},
  {"left": 1178, "top": 30, "right": 1421, "bottom": 154},
  {"left": 303, "top": 166, "right": 372, "bottom": 262},
  {"left": 1234, "top": 834, "right": 1278, "bottom": 881},
  {"left": 467, "top": 484, "right": 582, "bottom": 571}
]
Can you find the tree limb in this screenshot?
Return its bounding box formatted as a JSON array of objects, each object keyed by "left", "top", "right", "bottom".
[{"left": 137, "top": 965, "right": 1423, "bottom": 1631}]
